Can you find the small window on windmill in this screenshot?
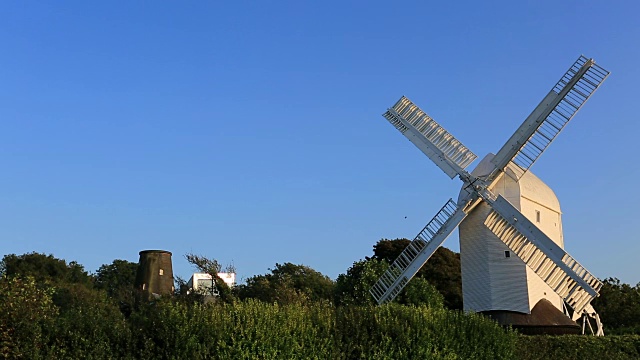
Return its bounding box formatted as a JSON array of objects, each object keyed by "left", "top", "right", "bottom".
[
  {"left": 504, "top": 251, "right": 511, "bottom": 258},
  {"left": 536, "top": 210, "right": 541, "bottom": 223},
  {"left": 159, "top": 269, "right": 164, "bottom": 276}
]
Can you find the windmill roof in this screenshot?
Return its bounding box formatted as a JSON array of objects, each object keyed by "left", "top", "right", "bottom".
[
  {"left": 464, "top": 153, "right": 562, "bottom": 213},
  {"left": 514, "top": 166, "right": 562, "bottom": 213}
]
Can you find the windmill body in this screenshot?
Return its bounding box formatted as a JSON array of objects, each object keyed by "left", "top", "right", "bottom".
[
  {"left": 369, "top": 56, "right": 609, "bottom": 335},
  {"left": 459, "top": 154, "right": 563, "bottom": 314}
]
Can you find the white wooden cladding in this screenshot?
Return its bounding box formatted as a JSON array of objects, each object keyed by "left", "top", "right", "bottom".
[{"left": 484, "top": 196, "right": 602, "bottom": 315}]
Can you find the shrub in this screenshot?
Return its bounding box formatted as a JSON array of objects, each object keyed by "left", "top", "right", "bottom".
[
  {"left": 0, "top": 276, "right": 57, "bottom": 359},
  {"left": 334, "top": 304, "right": 516, "bottom": 359},
  {"left": 130, "top": 299, "right": 336, "bottom": 359},
  {"left": 515, "top": 335, "right": 640, "bottom": 360},
  {"left": 45, "top": 284, "right": 133, "bottom": 359}
]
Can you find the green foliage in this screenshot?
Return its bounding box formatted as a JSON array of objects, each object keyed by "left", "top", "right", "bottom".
[
  {"left": 129, "top": 299, "right": 337, "bottom": 359},
  {"left": 515, "top": 335, "right": 640, "bottom": 360},
  {"left": 3, "top": 250, "right": 639, "bottom": 359},
  {"left": 0, "top": 252, "right": 92, "bottom": 287},
  {"left": 334, "top": 258, "right": 388, "bottom": 306},
  {"left": 0, "top": 253, "right": 139, "bottom": 359},
  {"left": 185, "top": 252, "right": 235, "bottom": 275},
  {"left": 396, "top": 277, "right": 444, "bottom": 309},
  {"left": 373, "top": 239, "right": 462, "bottom": 309},
  {"left": 592, "top": 278, "right": 640, "bottom": 334},
  {"left": 0, "top": 275, "right": 134, "bottom": 359},
  {"left": 5, "top": 252, "right": 637, "bottom": 360},
  {"left": 334, "top": 258, "right": 443, "bottom": 308},
  {"left": 0, "top": 275, "right": 57, "bottom": 359},
  {"left": 94, "top": 259, "right": 138, "bottom": 307},
  {"left": 130, "top": 299, "right": 513, "bottom": 360},
  {"left": 236, "top": 262, "right": 334, "bottom": 305},
  {"left": 334, "top": 305, "right": 516, "bottom": 359},
  {"left": 47, "top": 283, "right": 133, "bottom": 359}
]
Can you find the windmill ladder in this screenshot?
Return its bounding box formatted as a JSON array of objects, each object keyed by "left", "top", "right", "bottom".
[{"left": 370, "top": 199, "right": 461, "bottom": 304}]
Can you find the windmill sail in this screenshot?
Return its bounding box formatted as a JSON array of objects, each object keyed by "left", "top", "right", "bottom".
[
  {"left": 383, "top": 96, "right": 477, "bottom": 179},
  {"left": 370, "top": 199, "right": 467, "bottom": 304},
  {"left": 490, "top": 56, "right": 610, "bottom": 180},
  {"left": 372, "top": 55, "right": 609, "bottom": 336},
  {"left": 484, "top": 195, "right": 602, "bottom": 315}
]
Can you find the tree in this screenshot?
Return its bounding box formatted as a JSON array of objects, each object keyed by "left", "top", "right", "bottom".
[
  {"left": 397, "top": 276, "right": 444, "bottom": 308},
  {"left": 334, "top": 258, "right": 388, "bottom": 306},
  {"left": 0, "top": 252, "right": 92, "bottom": 287},
  {"left": 49, "top": 282, "right": 132, "bottom": 358},
  {"left": 0, "top": 275, "right": 57, "bottom": 359},
  {"left": 592, "top": 277, "right": 640, "bottom": 334},
  {"left": 184, "top": 253, "right": 236, "bottom": 304},
  {"left": 236, "top": 263, "right": 334, "bottom": 305},
  {"left": 372, "top": 239, "right": 462, "bottom": 309},
  {"left": 334, "top": 258, "right": 443, "bottom": 308},
  {"left": 94, "top": 259, "right": 139, "bottom": 313},
  {"left": 95, "top": 260, "right": 138, "bottom": 297}
]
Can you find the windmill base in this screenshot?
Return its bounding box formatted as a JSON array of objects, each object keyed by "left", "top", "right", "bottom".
[{"left": 481, "top": 299, "right": 580, "bottom": 335}]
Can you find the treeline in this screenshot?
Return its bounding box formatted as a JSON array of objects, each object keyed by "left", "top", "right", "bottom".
[
  {"left": 1, "top": 278, "right": 516, "bottom": 359},
  {"left": 1, "top": 240, "right": 640, "bottom": 359},
  {"left": 0, "top": 251, "right": 511, "bottom": 359}
]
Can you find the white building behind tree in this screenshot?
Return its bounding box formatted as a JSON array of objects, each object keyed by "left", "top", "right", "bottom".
[{"left": 187, "top": 272, "right": 236, "bottom": 296}]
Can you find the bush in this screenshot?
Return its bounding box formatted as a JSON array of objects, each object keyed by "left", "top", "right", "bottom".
[
  {"left": 334, "top": 258, "right": 444, "bottom": 308},
  {"left": 0, "top": 276, "right": 135, "bottom": 360},
  {"left": 130, "top": 300, "right": 515, "bottom": 359},
  {"left": 515, "top": 335, "right": 640, "bottom": 360},
  {"left": 130, "top": 299, "right": 336, "bottom": 359},
  {"left": 0, "top": 276, "right": 57, "bottom": 359},
  {"left": 45, "top": 284, "right": 133, "bottom": 359},
  {"left": 334, "top": 305, "right": 516, "bottom": 359}
]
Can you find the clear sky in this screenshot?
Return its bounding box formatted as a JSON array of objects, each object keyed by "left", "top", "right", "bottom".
[{"left": 1, "top": 1, "right": 638, "bottom": 285}]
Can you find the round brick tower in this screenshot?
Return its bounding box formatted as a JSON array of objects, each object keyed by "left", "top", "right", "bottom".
[{"left": 135, "top": 250, "right": 174, "bottom": 297}]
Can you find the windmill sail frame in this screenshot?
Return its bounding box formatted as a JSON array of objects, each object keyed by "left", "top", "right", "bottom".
[
  {"left": 490, "top": 56, "right": 610, "bottom": 181},
  {"left": 383, "top": 96, "right": 477, "bottom": 179},
  {"left": 370, "top": 56, "right": 609, "bottom": 335}
]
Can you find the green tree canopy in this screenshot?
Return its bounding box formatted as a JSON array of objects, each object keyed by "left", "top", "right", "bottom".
[
  {"left": 94, "top": 259, "right": 138, "bottom": 307},
  {"left": 334, "top": 258, "right": 387, "bottom": 306},
  {"left": 235, "top": 262, "right": 334, "bottom": 305},
  {"left": 0, "top": 275, "right": 58, "bottom": 358},
  {"left": 334, "top": 258, "right": 443, "bottom": 308},
  {"left": 592, "top": 277, "right": 640, "bottom": 334},
  {"left": 0, "top": 252, "right": 92, "bottom": 286}
]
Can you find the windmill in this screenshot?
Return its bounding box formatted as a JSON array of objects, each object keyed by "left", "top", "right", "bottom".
[{"left": 369, "top": 56, "right": 609, "bottom": 335}]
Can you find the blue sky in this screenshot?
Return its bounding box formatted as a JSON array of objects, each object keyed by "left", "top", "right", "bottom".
[{"left": 1, "top": 1, "right": 638, "bottom": 285}]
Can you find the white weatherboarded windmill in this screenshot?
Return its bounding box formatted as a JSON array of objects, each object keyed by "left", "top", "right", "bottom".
[{"left": 369, "top": 56, "right": 609, "bottom": 335}]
